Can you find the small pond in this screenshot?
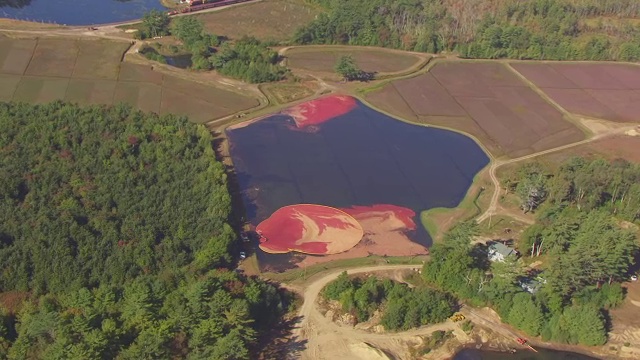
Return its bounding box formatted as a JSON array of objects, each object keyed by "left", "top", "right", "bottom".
[
  {"left": 454, "top": 348, "right": 600, "bottom": 360},
  {"left": 165, "top": 54, "right": 192, "bottom": 69},
  {"left": 0, "top": 0, "right": 165, "bottom": 26},
  {"left": 226, "top": 96, "right": 489, "bottom": 270}
]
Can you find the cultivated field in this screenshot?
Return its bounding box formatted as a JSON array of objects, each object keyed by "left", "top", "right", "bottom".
[
  {"left": 196, "top": 0, "right": 320, "bottom": 41},
  {"left": 366, "top": 62, "right": 585, "bottom": 158},
  {"left": 286, "top": 46, "right": 424, "bottom": 74},
  {"left": 0, "top": 36, "right": 257, "bottom": 122},
  {"left": 512, "top": 62, "right": 640, "bottom": 123}
]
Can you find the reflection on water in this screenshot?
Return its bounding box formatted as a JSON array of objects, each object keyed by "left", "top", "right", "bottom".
[
  {"left": 0, "top": 0, "right": 164, "bottom": 25},
  {"left": 454, "top": 348, "right": 600, "bottom": 360}
]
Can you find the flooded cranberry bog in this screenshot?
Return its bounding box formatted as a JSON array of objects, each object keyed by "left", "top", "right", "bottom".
[
  {"left": 226, "top": 95, "right": 489, "bottom": 271},
  {"left": 512, "top": 62, "right": 640, "bottom": 123}
]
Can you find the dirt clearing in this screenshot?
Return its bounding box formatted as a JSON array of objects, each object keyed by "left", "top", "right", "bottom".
[
  {"left": 196, "top": 0, "right": 320, "bottom": 41},
  {"left": 286, "top": 46, "right": 423, "bottom": 75}
]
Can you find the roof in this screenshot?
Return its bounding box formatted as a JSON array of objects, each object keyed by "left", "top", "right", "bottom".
[{"left": 488, "top": 242, "right": 516, "bottom": 257}]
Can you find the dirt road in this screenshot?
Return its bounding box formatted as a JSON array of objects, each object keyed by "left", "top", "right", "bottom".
[
  {"left": 290, "top": 265, "right": 473, "bottom": 360},
  {"left": 476, "top": 124, "right": 638, "bottom": 223}
]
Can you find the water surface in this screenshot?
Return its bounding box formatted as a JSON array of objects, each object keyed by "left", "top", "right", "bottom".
[
  {"left": 454, "top": 348, "right": 600, "bottom": 360},
  {"left": 227, "top": 99, "right": 489, "bottom": 269},
  {"left": 0, "top": 0, "right": 164, "bottom": 25}
]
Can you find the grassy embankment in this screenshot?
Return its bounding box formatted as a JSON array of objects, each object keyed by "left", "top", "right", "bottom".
[{"left": 262, "top": 255, "right": 428, "bottom": 284}]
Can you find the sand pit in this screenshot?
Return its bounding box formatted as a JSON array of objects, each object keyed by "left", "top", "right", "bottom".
[
  {"left": 348, "top": 342, "right": 392, "bottom": 360},
  {"left": 257, "top": 204, "right": 364, "bottom": 255},
  {"left": 282, "top": 95, "right": 357, "bottom": 129}
]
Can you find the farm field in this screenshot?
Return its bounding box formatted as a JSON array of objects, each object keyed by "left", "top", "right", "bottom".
[
  {"left": 286, "top": 46, "right": 424, "bottom": 74},
  {"left": 196, "top": 0, "right": 320, "bottom": 41},
  {"left": 512, "top": 62, "right": 640, "bottom": 123},
  {"left": 366, "top": 62, "right": 585, "bottom": 158},
  {"left": 0, "top": 36, "right": 258, "bottom": 122}
]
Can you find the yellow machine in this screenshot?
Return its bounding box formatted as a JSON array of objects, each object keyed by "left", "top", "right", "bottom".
[{"left": 450, "top": 313, "right": 465, "bottom": 322}]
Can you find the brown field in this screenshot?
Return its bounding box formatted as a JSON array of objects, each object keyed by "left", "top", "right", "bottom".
[
  {"left": 64, "top": 79, "right": 118, "bottom": 105},
  {"left": 0, "top": 74, "right": 21, "bottom": 101},
  {"left": 286, "top": 46, "right": 422, "bottom": 74},
  {"left": 0, "top": 37, "right": 258, "bottom": 123},
  {"left": 25, "top": 38, "right": 79, "bottom": 77},
  {"left": 0, "top": 37, "right": 36, "bottom": 74},
  {"left": 73, "top": 40, "right": 130, "bottom": 80},
  {"left": 512, "top": 63, "right": 640, "bottom": 123},
  {"left": 366, "top": 62, "right": 585, "bottom": 158},
  {"left": 12, "top": 77, "right": 70, "bottom": 103},
  {"left": 196, "top": 0, "right": 320, "bottom": 41}
]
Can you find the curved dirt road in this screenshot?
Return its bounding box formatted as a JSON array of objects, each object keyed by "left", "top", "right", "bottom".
[
  {"left": 290, "top": 264, "right": 471, "bottom": 360},
  {"left": 476, "top": 124, "right": 637, "bottom": 223}
]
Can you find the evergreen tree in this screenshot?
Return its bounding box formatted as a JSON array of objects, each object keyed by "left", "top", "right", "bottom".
[{"left": 334, "top": 55, "right": 362, "bottom": 81}]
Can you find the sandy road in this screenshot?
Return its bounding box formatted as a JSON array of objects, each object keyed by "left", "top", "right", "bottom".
[{"left": 289, "top": 264, "right": 474, "bottom": 360}]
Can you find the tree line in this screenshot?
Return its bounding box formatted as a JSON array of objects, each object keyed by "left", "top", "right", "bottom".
[
  {"left": 324, "top": 272, "right": 456, "bottom": 331},
  {"left": 294, "top": 0, "right": 640, "bottom": 61},
  {"left": 422, "top": 157, "right": 639, "bottom": 346},
  {"left": 0, "top": 101, "right": 291, "bottom": 358}
]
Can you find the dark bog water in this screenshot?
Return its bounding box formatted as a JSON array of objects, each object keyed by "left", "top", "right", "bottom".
[
  {"left": 165, "top": 54, "right": 192, "bottom": 69},
  {"left": 226, "top": 99, "right": 489, "bottom": 269},
  {"left": 454, "top": 348, "right": 600, "bottom": 360},
  {"left": 0, "top": 0, "right": 164, "bottom": 26}
]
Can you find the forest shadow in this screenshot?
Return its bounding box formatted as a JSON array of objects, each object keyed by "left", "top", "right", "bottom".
[{"left": 255, "top": 315, "right": 307, "bottom": 360}]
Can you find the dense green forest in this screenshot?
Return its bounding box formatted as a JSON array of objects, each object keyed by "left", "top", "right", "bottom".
[
  {"left": 0, "top": 102, "right": 290, "bottom": 358},
  {"left": 324, "top": 272, "right": 456, "bottom": 331},
  {"left": 294, "top": 0, "right": 640, "bottom": 61},
  {"left": 423, "top": 157, "right": 639, "bottom": 346},
  {"left": 211, "top": 36, "right": 286, "bottom": 83}
]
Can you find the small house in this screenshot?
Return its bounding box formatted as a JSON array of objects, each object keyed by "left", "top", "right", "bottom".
[
  {"left": 487, "top": 242, "right": 517, "bottom": 262},
  {"left": 519, "top": 277, "right": 546, "bottom": 294}
]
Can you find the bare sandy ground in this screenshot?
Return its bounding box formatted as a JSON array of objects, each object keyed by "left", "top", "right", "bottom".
[{"left": 294, "top": 209, "right": 428, "bottom": 267}]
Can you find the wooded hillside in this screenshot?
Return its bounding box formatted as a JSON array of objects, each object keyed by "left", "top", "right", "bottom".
[
  {"left": 0, "top": 102, "right": 232, "bottom": 293},
  {"left": 0, "top": 102, "right": 289, "bottom": 359},
  {"left": 423, "top": 157, "right": 639, "bottom": 346},
  {"left": 294, "top": 0, "right": 640, "bottom": 61}
]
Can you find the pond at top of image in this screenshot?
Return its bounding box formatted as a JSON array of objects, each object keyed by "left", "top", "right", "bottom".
[
  {"left": 454, "top": 348, "right": 600, "bottom": 360},
  {"left": 226, "top": 95, "right": 489, "bottom": 269},
  {"left": 0, "top": 0, "right": 165, "bottom": 26}
]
